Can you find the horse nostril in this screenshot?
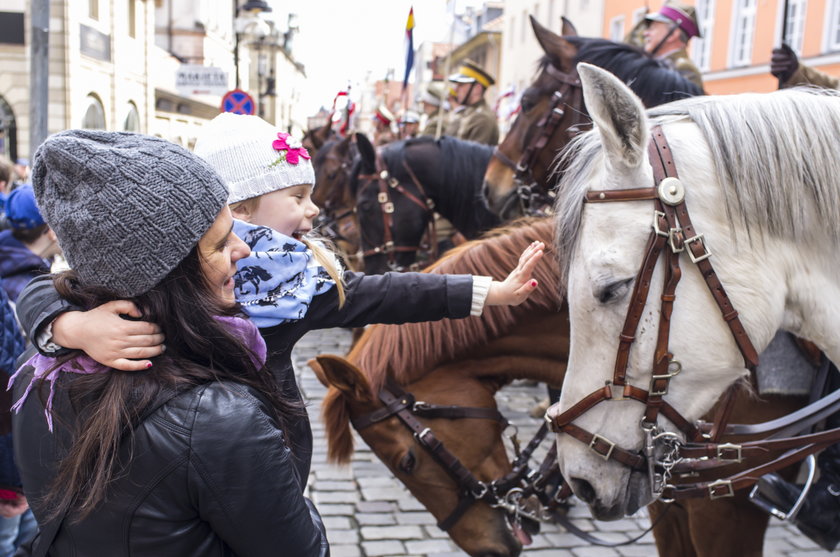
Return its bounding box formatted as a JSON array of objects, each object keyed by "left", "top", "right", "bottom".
[{"left": 570, "top": 477, "right": 597, "bottom": 504}]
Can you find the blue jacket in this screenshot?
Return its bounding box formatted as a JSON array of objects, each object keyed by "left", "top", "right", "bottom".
[
  {"left": 0, "top": 230, "right": 50, "bottom": 302},
  {"left": 0, "top": 281, "right": 24, "bottom": 490}
]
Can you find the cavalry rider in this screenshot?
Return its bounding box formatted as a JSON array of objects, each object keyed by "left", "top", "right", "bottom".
[
  {"left": 398, "top": 110, "right": 421, "bottom": 139},
  {"left": 445, "top": 60, "right": 500, "bottom": 146},
  {"left": 642, "top": 0, "right": 705, "bottom": 90},
  {"left": 372, "top": 105, "right": 396, "bottom": 146},
  {"left": 419, "top": 82, "right": 448, "bottom": 138}
]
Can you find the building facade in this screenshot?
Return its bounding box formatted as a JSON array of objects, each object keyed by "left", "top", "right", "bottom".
[{"left": 603, "top": 0, "right": 840, "bottom": 93}]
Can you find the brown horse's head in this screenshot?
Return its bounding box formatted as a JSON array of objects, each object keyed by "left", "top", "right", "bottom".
[
  {"left": 483, "top": 16, "right": 586, "bottom": 221},
  {"left": 315, "top": 354, "right": 527, "bottom": 557}
]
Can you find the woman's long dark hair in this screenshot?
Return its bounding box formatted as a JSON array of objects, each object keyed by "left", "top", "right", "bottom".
[{"left": 41, "top": 246, "right": 303, "bottom": 522}]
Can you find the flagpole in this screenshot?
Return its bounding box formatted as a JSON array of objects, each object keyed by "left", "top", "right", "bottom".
[{"left": 436, "top": 0, "right": 456, "bottom": 140}]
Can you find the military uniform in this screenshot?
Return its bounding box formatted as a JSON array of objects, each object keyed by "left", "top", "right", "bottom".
[
  {"left": 782, "top": 64, "right": 840, "bottom": 89},
  {"left": 453, "top": 99, "right": 499, "bottom": 146},
  {"left": 421, "top": 109, "right": 447, "bottom": 137},
  {"left": 662, "top": 48, "right": 704, "bottom": 90}
]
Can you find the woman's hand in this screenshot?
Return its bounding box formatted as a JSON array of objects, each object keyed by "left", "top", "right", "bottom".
[
  {"left": 486, "top": 241, "right": 545, "bottom": 306},
  {"left": 0, "top": 495, "right": 28, "bottom": 518},
  {"left": 52, "top": 300, "right": 165, "bottom": 371}
]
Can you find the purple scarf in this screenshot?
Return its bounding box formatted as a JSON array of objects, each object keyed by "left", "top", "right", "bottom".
[{"left": 9, "top": 316, "right": 266, "bottom": 432}]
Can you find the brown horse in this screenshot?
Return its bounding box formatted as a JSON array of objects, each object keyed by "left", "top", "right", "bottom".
[
  {"left": 312, "top": 133, "right": 363, "bottom": 271},
  {"left": 314, "top": 217, "right": 806, "bottom": 557},
  {"left": 314, "top": 218, "right": 565, "bottom": 556},
  {"left": 482, "top": 16, "right": 703, "bottom": 220}
]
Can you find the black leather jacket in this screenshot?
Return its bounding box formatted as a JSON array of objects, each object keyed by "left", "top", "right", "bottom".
[{"left": 13, "top": 369, "right": 329, "bottom": 557}]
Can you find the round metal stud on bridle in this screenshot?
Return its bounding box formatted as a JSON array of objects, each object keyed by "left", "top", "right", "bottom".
[{"left": 657, "top": 177, "right": 685, "bottom": 206}]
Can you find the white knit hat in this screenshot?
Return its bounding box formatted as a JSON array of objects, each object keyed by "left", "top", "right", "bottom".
[{"left": 194, "top": 113, "right": 315, "bottom": 204}]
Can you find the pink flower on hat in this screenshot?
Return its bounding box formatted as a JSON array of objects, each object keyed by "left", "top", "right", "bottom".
[{"left": 271, "top": 132, "right": 310, "bottom": 166}]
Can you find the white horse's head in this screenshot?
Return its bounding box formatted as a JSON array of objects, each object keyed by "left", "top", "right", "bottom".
[{"left": 548, "top": 64, "right": 840, "bottom": 519}]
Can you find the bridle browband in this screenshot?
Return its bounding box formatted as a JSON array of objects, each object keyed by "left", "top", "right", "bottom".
[
  {"left": 549, "top": 125, "right": 840, "bottom": 502},
  {"left": 492, "top": 62, "right": 585, "bottom": 218},
  {"left": 357, "top": 153, "right": 438, "bottom": 272}
]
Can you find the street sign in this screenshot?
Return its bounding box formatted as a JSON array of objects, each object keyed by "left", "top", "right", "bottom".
[
  {"left": 176, "top": 65, "right": 228, "bottom": 96},
  {"left": 221, "top": 89, "right": 256, "bottom": 115}
]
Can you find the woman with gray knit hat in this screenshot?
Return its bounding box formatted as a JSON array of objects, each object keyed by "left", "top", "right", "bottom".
[{"left": 10, "top": 130, "right": 330, "bottom": 556}]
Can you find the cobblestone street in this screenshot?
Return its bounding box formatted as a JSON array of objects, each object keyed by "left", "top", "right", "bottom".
[{"left": 293, "top": 329, "right": 833, "bottom": 557}]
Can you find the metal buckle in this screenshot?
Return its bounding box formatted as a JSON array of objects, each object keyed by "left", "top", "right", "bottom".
[
  {"left": 379, "top": 170, "right": 389, "bottom": 180},
  {"left": 685, "top": 233, "right": 711, "bottom": 263},
  {"left": 668, "top": 228, "right": 685, "bottom": 253},
  {"left": 377, "top": 192, "right": 389, "bottom": 203},
  {"left": 708, "top": 479, "right": 734, "bottom": 499},
  {"left": 589, "top": 434, "right": 616, "bottom": 461},
  {"left": 383, "top": 241, "right": 394, "bottom": 252},
  {"left": 652, "top": 210, "right": 668, "bottom": 237},
  {"left": 607, "top": 382, "right": 626, "bottom": 401},
  {"left": 649, "top": 360, "right": 682, "bottom": 396},
  {"left": 716, "top": 443, "right": 743, "bottom": 463},
  {"left": 383, "top": 202, "right": 395, "bottom": 214}
]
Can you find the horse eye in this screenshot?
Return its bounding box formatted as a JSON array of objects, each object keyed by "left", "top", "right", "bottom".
[
  {"left": 596, "top": 278, "right": 633, "bottom": 304},
  {"left": 399, "top": 451, "right": 416, "bottom": 474},
  {"left": 520, "top": 96, "right": 536, "bottom": 113}
]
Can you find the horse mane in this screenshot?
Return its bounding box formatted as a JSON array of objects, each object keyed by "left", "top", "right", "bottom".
[
  {"left": 379, "top": 136, "right": 497, "bottom": 237},
  {"left": 348, "top": 217, "right": 560, "bottom": 394},
  {"left": 555, "top": 87, "right": 840, "bottom": 286},
  {"left": 545, "top": 36, "right": 704, "bottom": 107}
]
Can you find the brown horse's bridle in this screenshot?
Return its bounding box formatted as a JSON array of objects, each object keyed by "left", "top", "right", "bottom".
[
  {"left": 351, "top": 378, "right": 567, "bottom": 532},
  {"left": 492, "top": 62, "right": 585, "bottom": 218},
  {"left": 549, "top": 125, "right": 840, "bottom": 502},
  {"left": 357, "top": 155, "right": 438, "bottom": 271}
]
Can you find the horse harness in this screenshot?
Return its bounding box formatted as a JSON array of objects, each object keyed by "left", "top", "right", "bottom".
[
  {"left": 350, "top": 378, "right": 568, "bottom": 533},
  {"left": 492, "top": 62, "right": 586, "bottom": 218},
  {"left": 548, "top": 124, "right": 840, "bottom": 503},
  {"left": 356, "top": 154, "right": 438, "bottom": 271},
  {"left": 315, "top": 151, "right": 364, "bottom": 267}
]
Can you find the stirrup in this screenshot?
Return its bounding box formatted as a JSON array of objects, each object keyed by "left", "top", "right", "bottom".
[{"left": 749, "top": 454, "right": 816, "bottom": 521}]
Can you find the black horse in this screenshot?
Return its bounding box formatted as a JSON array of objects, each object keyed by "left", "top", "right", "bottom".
[{"left": 350, "top": 133, "right": 501, "bottom": 274}]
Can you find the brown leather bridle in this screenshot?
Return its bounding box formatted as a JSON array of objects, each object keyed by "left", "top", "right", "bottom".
[
  {"left": 548, "top": 125, "right": 840, "bottom": 502},
  {"left": 492, "top": 62, "right": 585, "bottom": 218},
  {"left": 357, "top": 155, "right": 438, "bottom": 272},
  {"left": 351, "top": 378, "right": 566, "bottom": 532}
]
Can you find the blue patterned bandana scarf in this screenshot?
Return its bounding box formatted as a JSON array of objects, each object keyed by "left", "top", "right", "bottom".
[{"left": 233, "top": 220, "right": 338, "bottom": 328}]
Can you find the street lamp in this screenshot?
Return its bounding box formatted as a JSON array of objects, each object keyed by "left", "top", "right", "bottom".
[{"left": 233, "top": 1, "right": 272, "bottom": 90}]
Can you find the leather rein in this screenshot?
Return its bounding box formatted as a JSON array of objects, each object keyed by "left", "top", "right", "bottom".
[
  {"left": 492, "top": 62, "right": 585, "bottom": 218},
  {"left": 356, "top": 153, "right": 438, "bottom": 272},
  {"left": 350, "top": 378, "right": 567, "bottom": 532},
  {"left": 548, "top": 125, "right": 840, "bottom": 502}
]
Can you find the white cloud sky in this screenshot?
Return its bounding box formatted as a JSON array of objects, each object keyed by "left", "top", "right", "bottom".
[{"left": 268, "top": 1, "right": 475, "bottom": 114}]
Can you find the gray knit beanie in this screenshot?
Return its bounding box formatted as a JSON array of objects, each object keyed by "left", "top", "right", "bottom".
[{"left": 31, "top": 130, "right": 229, "bottom": 297}]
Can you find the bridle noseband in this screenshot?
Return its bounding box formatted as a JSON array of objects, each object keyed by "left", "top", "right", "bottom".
[
  {"left": 549, "top": 125, "right": 840, "bottom": 502},
  {"left": 351, "top": 378, "right": 566, "bottom": 532},
  {"left": 492, "top": 63, "right": 586, "bottom": 218}
]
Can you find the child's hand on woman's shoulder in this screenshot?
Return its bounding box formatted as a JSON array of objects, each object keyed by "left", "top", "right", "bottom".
[{"left": 485, "top": 241, "right": 545, "bottom": 306}]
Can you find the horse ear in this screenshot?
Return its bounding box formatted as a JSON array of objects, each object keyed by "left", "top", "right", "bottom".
[
  {"left": 530, "top": 15, "right": 576, "bottom": 73},
  {"left": 355, "top": 132, "right": 377, "bottom": 175},
  {"left": 561, "top": 16, "right": 578, "bottom": 36},
  {"left": 336, "top": 133, "right": 353, "bottom": 157},
  {"left": 312, "top": 123, "right": 330, "bottom": 149},
  {"left": 578, "top": 63, "right": 648, "bottom": 170},
  {"left": 313, "top": 355, "right": 374, "bottom": 402}
]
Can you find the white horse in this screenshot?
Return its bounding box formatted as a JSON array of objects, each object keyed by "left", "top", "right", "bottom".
[{"left": 547, "top": 63, "right": 840, "bottom": 520}]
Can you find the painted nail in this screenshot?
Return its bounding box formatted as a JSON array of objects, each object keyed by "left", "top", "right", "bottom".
[
  {"left": 530, "top": 280, "right": 537, "bottom": 287},
  {"left": 146, "top": 362, "right": 153, "bottom": 369}
]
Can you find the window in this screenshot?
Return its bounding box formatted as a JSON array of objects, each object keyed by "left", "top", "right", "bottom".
[
  {"left": 826, "top": 0, "right": 840, "bottom": 51},
  {"left": 128, "top": 0, "right": 136, "bottom": 38},
  {"left": 730, "top": 0, "right": 757, "bottom": 67},
  {"left": 521, "top": 9, "right": 527, "bottom": 43},
  {"left": 632, "top": 7, "right": 647, "bottom": 25},
  {"left": 123, "top": 102, "right": 140, "bottom": 132},
  {"left": 82, "top": 94, "right": 106, "bottom": 130},
  {"left": 692, "top": 0, "right": 716, "bottom": 71},
  {"left": 609, "top": 15, "right": 626, "bottom": 42},
  {"left": 782, "top": 0, "right": 807, "bottom": 54},
  {"left": 509, "top": 14, "right": 516, "bottom": 47},
  {"left": 89, "top": 0, "right": 99, "bottom": 20}
]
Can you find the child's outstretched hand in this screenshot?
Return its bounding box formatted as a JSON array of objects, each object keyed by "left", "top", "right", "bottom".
[
  {"left": 486, "top": 241, "right": 545, "bottom": 306},
  {"left": 52, "top": 300, "right": 165, "bottom": 371}
]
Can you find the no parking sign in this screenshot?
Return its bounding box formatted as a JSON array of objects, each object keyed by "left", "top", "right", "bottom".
[{"left": 221, "top": 89, "right": 256, "bottom": 115}]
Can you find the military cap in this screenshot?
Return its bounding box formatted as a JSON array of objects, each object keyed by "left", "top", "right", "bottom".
[
  {"left": 645, "top": 0, "right": 702, "bottom": 39},
  {"left": 448, "top": 60, "right": 495, "bottom": 88}
]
